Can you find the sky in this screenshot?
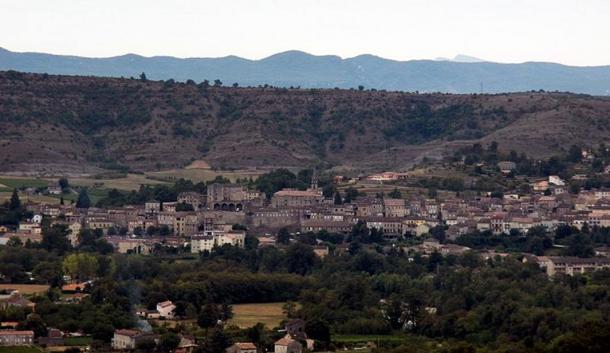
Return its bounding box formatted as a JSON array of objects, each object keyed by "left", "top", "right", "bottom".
[{"left": 1, "top": 0, "right": 610, "bottom": 66}]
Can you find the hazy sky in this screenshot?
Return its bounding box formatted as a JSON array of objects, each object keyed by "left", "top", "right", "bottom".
[{"left": 2, "top": 0, "right": 610, "bottom": 66}]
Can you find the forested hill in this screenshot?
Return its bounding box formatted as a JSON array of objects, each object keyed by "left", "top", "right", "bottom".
[
  {"left": 1, "top": 71, "right": 610, "bottom": 174},
  {"left": 2, "top": 47, "right": 610, "bottom": 95}
]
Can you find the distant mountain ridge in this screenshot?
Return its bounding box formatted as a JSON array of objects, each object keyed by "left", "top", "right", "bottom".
[{"left": 1, "top": 47, "right": 610, "bottom": 95}]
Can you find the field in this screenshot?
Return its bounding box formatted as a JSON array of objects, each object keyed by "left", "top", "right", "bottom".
[
  {"left": 0, "top": 284, "right": 50, "bottom": 294},
  {"left": 146, "top": 168, "right": 265, "bottom": 183},
  {"left": 332, "top": 334, "right": 408, "bottom": 345},
  {"left": 64, "top": 336, "right": 93, "bottom": 346},
  {"left": 228, "top": 302, "right": 288, "bottom": 329},
  {"left": 68, "top": 173, "right": 168, "bottom": 191},
  {"left": 0, "top": 177, "right": 49, "bottom": 189}
]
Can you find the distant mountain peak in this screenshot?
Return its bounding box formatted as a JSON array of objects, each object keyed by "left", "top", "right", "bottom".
[{"left": 435, "top": 54, "right": 487, "bottom": 63}]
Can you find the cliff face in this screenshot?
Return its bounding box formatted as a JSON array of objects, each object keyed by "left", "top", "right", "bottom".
[{"left": 1, "top": 71, "right": 609, "bottom": 174}]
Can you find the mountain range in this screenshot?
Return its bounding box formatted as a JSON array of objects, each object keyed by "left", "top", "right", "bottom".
[{"left": 2, "top": 47, "right": 610, "bottom": 95}]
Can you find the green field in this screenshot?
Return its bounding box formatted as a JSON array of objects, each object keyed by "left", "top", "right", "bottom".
[
  {"left": 228, "top": 302, "right": 288, "bottom": 329},
  {"left": 64, "top": 335, "right": 93, "bottom": 346},
  {"left": 332, "top": 334, "right": 408, "bottom": 344},
  {"left": 0, "top": 177, "right": 49, "bottom": 189}
]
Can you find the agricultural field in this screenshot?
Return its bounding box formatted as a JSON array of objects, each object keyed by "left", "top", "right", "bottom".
[
  {"left": 63, "top": 336, "right": 93, "bottom": 346},
  {"left": 146, "top": 168, "right": 265, "bottom": 183},
  {"left": 228, "top": 302, "right": 288, "bottom": 329},
  {"left": 0, "top": 176, "right": 49, "bottom": 190},
  {"left": 0, "top": 284, "right": 50, "bottom": 294},
  {"left": 68, "top": 173, "right": 168, "bottom": 191}
]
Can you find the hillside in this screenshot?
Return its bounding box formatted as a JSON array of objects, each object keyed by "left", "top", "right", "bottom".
[
  {"left": 2, "top": 47, "right": 610, "bottom": 95},
  {"left": 1, "top": 71, "right": 609, "bottom": 174}
]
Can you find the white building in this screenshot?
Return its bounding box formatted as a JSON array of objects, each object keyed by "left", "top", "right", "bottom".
[
  {"left": 156, "top": 300, "right": 176, "bottom": 319},
  {"left": 191, "top": 230, "right": 246, "bottom": 253}
]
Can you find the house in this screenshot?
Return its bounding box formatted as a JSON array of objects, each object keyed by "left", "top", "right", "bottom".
[
  {"left": 111, "top": 329, "right": 155, "bottom": 350},
  {"left": 191, "top": 230, "right": 246, "bottom": 253},
  {"left": 112, "top": 238, "right": 154, "bottom": 255},
  {"left": 497, "top": 161, "right": 517, "bottom": 174},
  {"left": 285, "top": 319, "right": 307, "bottom": 340},
  {"left": 156, "top": 300, "right": 176, "bottom": 319},
  {"left": 176, "top": 335, "right": 198, "bottom": 353},
  {"left": 313, "top": 246, "right": 330, "bottom": 259},
  {"left": 0, "top": 293, "right": 35, "bottom": 310},
  {"left": 548, "top": 175, "right": 565, "bottom": 186},
  {"left": 226, "top": 342, "right": 258, "bottom": 353},
  {"left": 384, "top": 198, "right": 407, "bottom": 217},
  {"left": 0, "top": 330, "right": 34, "bottom": 346},
  {"left": 274, "top": 334, "right": 302, "bottom": 353},
  {"left": 529, "top": 256, "right": 610, "bottom": 276},
  {"left": 61, "top": 282, "right": 90, "bottom": 294},
  {"left": 271, "top": 189, "right": 324, "bottom": 208},
  {"left": 178, "top": 192, "right": 204, "bottom": 209},
  {"left": 38, "top": 328, "right": 64, "bottom": 346}
]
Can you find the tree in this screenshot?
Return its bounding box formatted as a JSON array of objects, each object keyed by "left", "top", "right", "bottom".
[
  {"left": 277, "top": 228, "right": 291, "bottom": 245},
  {"left": 41, "top": 224, "right": 72, "bottom": 254},
  {"left": 198, "top": 303, "right": 221, "bottom": 336},
  {"left": 158, "top": 332, "right": 180, "bottom": 352},
  {"left": 201, "top": 328, "right": 232, "bottom": 353},
  {"left": 344, "top": 187, "right": 360, "bottom": 203},
  {"left": 6, "top": 236, "right": 22, "bottom": 247},
  {"left": 305, "top": 319, "right": 331, "bottom": 346},
  {"left": 9, "top": 189, "right": 21, "bottom": 211},
  {"left": 388, "top": 188, "right": 402, "bottom": 199},
  {"left": 285, "top": 242, "right": 316, "bottom": 275},
  {"left": 58, "top": 177, "right": 70, "bottom": 191},
  {"left": 76, "top": 189, "right": 91, "bottom": 209},
  {"left": 140, "top": 72, "right": 147, "bottom": 81},
  {"left": 62, "top": 253, "right": 99, "bottom": 281},
  {"left": 334, "top": 191, "right": 343, "bottom": 205},
  {"left": 213, "top": 79, "right": 223, "bottom": 87},
  {"left": 358, "top": 85, "right": 365, "bottom": 91}
]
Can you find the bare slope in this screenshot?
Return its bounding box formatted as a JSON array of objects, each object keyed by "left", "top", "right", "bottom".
[{"left": 1, "top": 71, "right": 609, "bottom": 174}]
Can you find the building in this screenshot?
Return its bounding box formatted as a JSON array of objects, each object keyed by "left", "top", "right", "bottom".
[
  {"left": 207, "top": 183, "right": 259, "bottom": 210},
  {"left": 531, "top": 256, "right": 610, "bottom": 276},
  {"left": 271, "top": 189, "right": 324, "bottom": 208},
  {"left": 111, "top": 329, "right": 155, "bottom": 350},
  {"left": 226, "top": 342, "right": 258, "bottom": 353},
  {"left": 191, "top": 230, "right": 246, "bottom": 253},
  {"left": 360, "top": 216, "right": 404, "bottom": 237},
  {"left": 178, "top": 192, "right": 204, "bottom": 209},
  {"left": 0, "top": 330, "right": 34, "bottom": 346},
  {"left": 384, "top": 198, "right": 407, "bottom": 217},
  {"left": 38, "top": 328, "right": 64, "bottom": 346},
  {"left": 274, "top": 335, "right": 302, "bottom": 353},
  {"left": 156, "top": 300, "right": 176, "bottom": 319},
  {"left": 111, "top": 238, "right": 153, "bottom": 255}
]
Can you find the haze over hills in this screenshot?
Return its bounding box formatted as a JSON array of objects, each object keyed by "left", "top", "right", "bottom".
[
  {"left": 2, "top": 47, "right": 610, "bottom": 95},
  {"left": 1, "top": 71, "right": 610, "bottom": 175}
]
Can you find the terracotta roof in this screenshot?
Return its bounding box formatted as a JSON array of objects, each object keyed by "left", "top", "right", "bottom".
[
  {"left": 275, "top": 336, "right": 295, "bottom": 346},
  {"left": 236, "top": 342, "right": 257, "bottom": 349},
  {"left": 114, "top": 329, "right": 142, "bottom": 337},
  {"left": 274, "top": 189, "right": 320, "bottom": 197},
  {"left": 157, "top": 300, "right": 175, "bottom": 308}
]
